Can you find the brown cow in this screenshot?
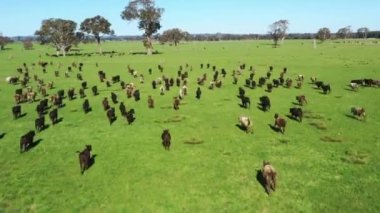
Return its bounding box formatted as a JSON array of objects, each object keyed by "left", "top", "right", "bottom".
[
  {"left": 173, "top": 97, "right": 180, "bottom": 110},
  {"left": 77, "top": 145, "right": 92, "bottom": 174},
  {"left": 351, "top": 107, "right": 366, "bottom": 120},
  {"left": 262, "top": 160, "right": 277, "bottom": 195},
  {"left": 148, "top": 96, "right": 154, "bottom": 108},
  {"left": 296, "top": 95, "right": 307, "bottom": 106},
  {"left": 274, "top": 113, "right": 287, "bottom": 134}
]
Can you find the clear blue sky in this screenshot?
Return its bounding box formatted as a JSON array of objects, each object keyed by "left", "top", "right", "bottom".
[{"left": 1, "top": 0, "right": 379, "bottom": 36}]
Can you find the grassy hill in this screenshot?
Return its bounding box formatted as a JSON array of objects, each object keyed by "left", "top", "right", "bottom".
[{"left": 0, "top": 40, "right": 379, "bottom": 212}]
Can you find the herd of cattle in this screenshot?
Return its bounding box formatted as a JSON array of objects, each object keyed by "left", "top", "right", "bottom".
[{"left": 3, "top": 59, "right": 378, "bottom": 193}]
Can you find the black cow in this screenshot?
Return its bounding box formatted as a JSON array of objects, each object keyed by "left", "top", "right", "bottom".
[
  {"left": 176, "top": 78, "right": 181, "bottom": 87},
  {"left": 83, "top": 99, "right": 91, "bottom": 113},
  {"left": 112, "top": 75, "right": 120, "bottom": 83},
  {"left": 245, "top": 79, "right": 251, "bottom": 87},
  {"left": 266, "top": 83, "right": 273, "bottom": 92},
  {"left": 351, "top": 79, "right": 364, "bottom": 86},
  {"left": 124, "top": 109, "right": 135, "bottom": 124},
  {"left": 35, "top": 115, "right": 45, "bottom": 132},
  {"left": 119, "top": 102, "right": 126, "bottom": 116},
  {"left": 98, "top": 71, "right": 106, "bottom": 82},
  {"left": 238, "top": 87, "right": 245, "bottom": 97},
  {"left": 57, "top": 89, "right": 65, "bottom": 99},
  {"left": 79, "top": 88, "right": 85, "bottom": 98},
  {"left": 92, "top": 86, "right": 98, "bottom": 96},
  {"left": 12, "top": 105, "right": 22, "bottom": 119},
  {"left": 152, "top": 80, "right": 157, "bottom": 89},
  {"left": 251, "top": 80, "right": 257, "bottom": 89},
  {"left": 289, "top": 107, "right": 303, "bottom": 122},
  {"left": 68, "top": 88, "right": 75, "bottom": 100},
  {"left": 133, "top": 89, "right": 140, "bottom": 101},
  {"left": 259, "top": 77, "right": 266, "bottom": 87},
  {"left": 147, "top": 96, "right": 154, "bottom": 108},
  {"left": 81, "top": 81, "right": 87, "bottom": 89},
  {"left": 77, "top": 145, "right": 92, "bottom": 174},
  {"left": 364, "top": 79, "right": 374, "bottom": 87},
  {"left": 315, "top": 81, "right": 324, "bottom": 89},
  {"left": 196, "top": 87, "right": 202, "bottom": 99},
  {"left": 241, "top": 96, "right": 250, "bottom": 109},
  {"left": 49, "top": 108, "right": 58, "bottom": 125},
  {"left": 20, "top": 130, "right": 36, "bottom": 153},
  {"left": 111, "top": 92, "right": 118, "bottom": 104},
  {"left": 272, "top": 79, "right": 280, "bottom": 87},
  {"left": 321, "top": 84, "right": 331, "bottom": 94},
  {"left": 161, "top": 129, "right": 171, "bottom": 151},
  {"left": 259, "top": 96, "right": 271, "bottom": 111},
  {"left": 106, "top": 108, "right": 116, "bottom": 125},
  {"left": 77, "top": 73, "right": 83, "bottom": 81}
]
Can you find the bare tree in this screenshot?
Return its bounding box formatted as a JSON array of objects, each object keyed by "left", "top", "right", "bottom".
[
  {"left": 35, "top": 18, "right": 78, "bottom": 56},
  {"left": 80, "top": 15, "right": 113, "bottom": 53},
  {"left": 316, "top": 27, "right": 331, "bottom": 42},
  {"left": 121, "top": 0, "right": 164, "bottom": 55},
  {"left": 357, "top": 27, "right": 369, "bottom": 39},
  {"left": 336, "top": 26, "right": 352, "bottom": 40},
  {"left": 269, "top": 20, "right": 289, "bottom": 47}
]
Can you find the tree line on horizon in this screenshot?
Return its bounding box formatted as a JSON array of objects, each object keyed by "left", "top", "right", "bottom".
[{"left": 1, "top": 0, "right": 379, "bottom": 54}]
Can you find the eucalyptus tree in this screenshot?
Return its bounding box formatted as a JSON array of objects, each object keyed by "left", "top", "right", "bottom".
[{"left": 80, "top": 15, "right": 113, "bottom": 53}]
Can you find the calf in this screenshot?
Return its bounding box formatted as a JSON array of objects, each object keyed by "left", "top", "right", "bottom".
[
  {"left": 111, "top": 92, "right": 118, "bottom": 104},
  {"left": 83, "top": 99, "right": 91, "bottom": 113},
  {"left": 92, "top": 86, "right": 98, "bottom": 96},
  {"left": 106, "top": 107, "right": 116, "bottom": 125},
  {"left": 289, "top": 107, "right": 303, "bottom": 122},
  {"left": 49, "top": 108, "right": 58, "bottom": 125},
  {"left": 77, "top": 145, "right": 92, "bottom": 174},
  {"left": 296, "top": 95, "right": 307, "bottom": 106},
  {"left": 161, "top": 129, "right": 171, "bottom": 150},
  {"left": 351, "top": 107, "right": 366, "bottom": 120},
  {"left": 102, "top": 98, "right": 110, "bottom": 111},
  {"left": 12, "top": 105, "right": 22, "bottom": 119},
  {"left": 35, "top": 116, "right": 45, "bottom": 132},
  {"left": 259, "top": 96, "right": 271, "bottom": 111},
  {"left": 261, "top": 160, "right": 277, "bottom": 195},
  {"left": 147, "top": 96, "right": 154, "bottom": 108},
  {"left": 238, "top": 116, "right": 253, "bottom": 133},
  {"left": 274, "top": 113, "right": 286, "bottom": 134},
  {"left": 20, "top": 130, "right": 36, "bottom": 153}
]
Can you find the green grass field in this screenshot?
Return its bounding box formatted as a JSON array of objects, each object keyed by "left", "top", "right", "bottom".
[{"left": 0, "top": 40, "right": 379, "bottom": 212}]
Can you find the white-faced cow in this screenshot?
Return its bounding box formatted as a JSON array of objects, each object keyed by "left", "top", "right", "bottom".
[
  {"left": 238, "top": 116, "right": 253, "bottom": 133},
  {"left": 351, "top": 107, "right": 366, "bottom": 120},
  {"left": 261, "top": 160, "right": 277, "bottom": 195}
]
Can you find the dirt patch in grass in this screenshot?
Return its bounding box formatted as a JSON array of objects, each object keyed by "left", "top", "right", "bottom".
[
  {"left": 309, "top": 122, "right": 327, "bottom": 130},
  {"left": 155, "top": 115, "right": 186, "bottom": 123},
  {"left": 320, "top": 135, "right": 343, "bottom": 143},
  {"left": 184, "top": 138, "right": 204, "bottom": 145},
  {"left": 279, "top": 139, "right": 290, "bottom": 144},
  {"left": 341, "top": 150, "right": 369, "bottom": 164},
  {"left": 303, "top": 111, "right": 325, "bottom": 120}
]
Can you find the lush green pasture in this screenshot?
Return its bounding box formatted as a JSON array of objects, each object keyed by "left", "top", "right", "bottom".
[{"left": 0, "top": 40, "right": 379, "bottom": 212}]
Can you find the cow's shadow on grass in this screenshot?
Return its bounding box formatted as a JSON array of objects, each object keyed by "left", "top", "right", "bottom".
[
  {"left": 238, "top": 104, "right": 249, "bottom": 109},
  {"left": 27, "top": 138, "right": 43, "bottom": 152},
  {"left": 256, "top": 170, "right": 266, "bottom": 193},
  {"left": 84, "top": 108, "right": 92, "bottom": 114},
  {"left": 88, "top": 154, "right": 97, "bottom": 169},
  {"left": 18, "top": 113, "right": 27, "bottom": 119},
  {"left": 286, "top": 115, "right": 298, "bottom": 122},
  {"left": 345, "top": 114, "right": 358, "bottom": 120},
  {"left": 257, "top": 104, "right": 268, "bottom": 112},
  {"left": 55, "top": 118, "right": 63, "bottom": 125},
  {"left": 0, "top": 133, "right": 6, "bottom": 139},
  {"left": 235, "top": 124, "right": 246, "bottom": 132},
  {"left": 268, "top": 124, "right": 280, "bottom": 133}
]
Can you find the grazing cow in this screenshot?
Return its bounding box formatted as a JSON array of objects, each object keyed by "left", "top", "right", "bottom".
[
  {"left": 196, "top": 87, "right": 202, "bottom": 99},
  {"left": 35, "top": 115, "right": 45, "bottom": 132},
  {"left": 173, "top": 97, "right": 180, "bottom": 110},
  {"left": 296, "top": 81, "right": 303, "bottom": 89},
  {"left": 274, "top": 113, "right": 286, "bottom": 134},
  {"left": 112, "top": 75, "right": 120, "bottom": 83},
  {"left": 106, "top": 81, "right": 111, "bottom": 87},
  {"left": 261, "top": 160, "right": 277, "bottom": 195},
  {"left": 296, "top": 95, "right": 307, "bottom": 106},
  {"left": 12, "top": 105, "right": 22, "bottom": 119},
  {"left": 259, "top": 96, "right": 271, "bottom": 111},
  {"left": 77, "top": 145, "right": 92, "bottom": 174},
  {"left": 106, "top": 108, "right": 116, "bottom": 125},
  {"left": 182, "top": 85, "right": 188, "bottom": 95},
  {"left": 245, "top": 79, "right": 251, "bottom": 87},
  {"left": 240, "top": 96, "right": 251, "bottom": 109},
  {"left": 215, "top": 80, "right": 222, "bottom": 88},
  {"left": 176, "top": 78, "right": 181, "bottom": 87},
  {"left": 364, "top": 79, "right": 374, "bottom": 87},
  {"left": 111, "top": 92, "right": 118, "bottom": 104},
  {"left": 251, "top": 80, "right": 257, "bottom": 89},
  {"left": 147, "top": 96, "right": 154, "bottom": 108},
  {"left": 77, "top": 73, "right": 83, "bottom": 81},
  {"left": 102, "top": 98, "right": 110, "bottom": 111},
  {"left": 51, "top": 94, "right": 63, "bottom": 108},
  {"left": 20, "top": 130, "right": 36, "bottom": 153},
  {"left": 350, "top": 82, "right": 359, "bottom": 91},
  {"left": 285, "top": 78, "right": 292, "bottom": 88},
  {"left": 238, "top": 116, "right": 253, "bottom": 133},
  {"left": 98, "top": 71, "right": 106, "bottom": 82},
  {"left": 27, "top": 91, "right": 36, "bottom": 103},
  {"left": 92, "top": 86, "right": 98, "bottom": 96},
  {"left": 321, "top": 84, "right": 331, "bottom": 94},
  {"left": 298, "top": 75, "right": 304, "bottom": 81},
  {"left": 83, "top": 99, "right": 90, "bottom": 113},
  {"left": 289, "top": 107, "right": 303, "bottom": 122},
  {"left": 221, "top": 68, "right": 227, "bottom": 77},
  {"left": 161, "top": 129, "right": 171, "bottom": 150},
  {"left": 125, "top": 109, "right": 135, "bottom": 124},
  {"left": 152, "top": 80, "right": 157, "bottom": 89},
  {"left": 351, "top": 107, "right": 366, "bottom": 120},
  {"left": 119, "top": 102, "right": 126, "bottom": 116},
  {"left": 6, "top": 76, "right": 19, "bottom": 84},
  {"left": 49, "top": 108, "right": 58, "bottom": 125}
]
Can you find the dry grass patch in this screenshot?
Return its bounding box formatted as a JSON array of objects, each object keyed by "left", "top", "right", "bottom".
[{"left": 341, "top": 150, "right": 369, "bottom": 165}]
